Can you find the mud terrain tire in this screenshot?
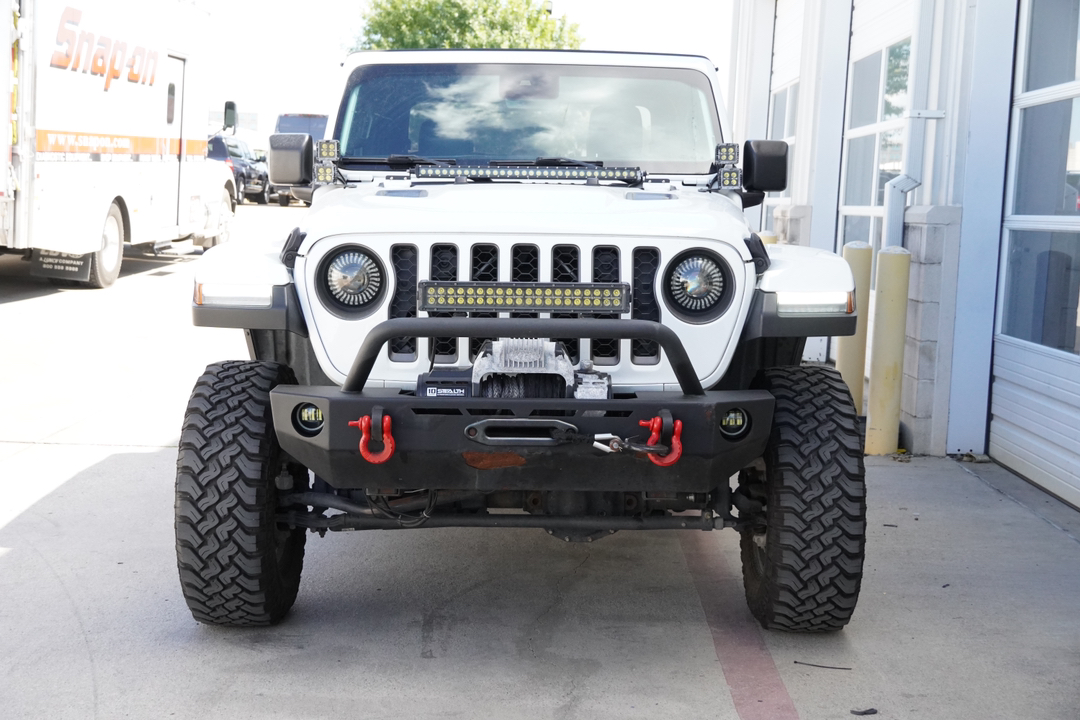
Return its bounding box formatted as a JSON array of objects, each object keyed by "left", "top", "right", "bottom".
[
  {"left": 739, "top": 365, "right": 866, "bottom": 632},
  {"left": 175, "top": 361, "right": 307, "bottom": 626}
]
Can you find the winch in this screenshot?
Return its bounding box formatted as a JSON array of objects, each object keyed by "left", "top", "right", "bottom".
[{"left": 416, "top": 338, "right": 612, "bottom": 400}]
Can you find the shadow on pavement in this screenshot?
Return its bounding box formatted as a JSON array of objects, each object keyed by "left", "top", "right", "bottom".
[{"left": 0, "top": 248, "right": 198, "bottom": 305}]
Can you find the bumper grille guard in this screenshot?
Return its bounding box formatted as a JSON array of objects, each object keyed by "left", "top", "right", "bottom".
[{"left": 342, "top": 317, "right": 705, "bottom": 396}]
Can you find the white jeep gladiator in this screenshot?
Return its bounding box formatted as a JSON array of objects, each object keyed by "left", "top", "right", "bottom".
[{"left": 177, "top": 50, "right": 866, "bottom": 632}]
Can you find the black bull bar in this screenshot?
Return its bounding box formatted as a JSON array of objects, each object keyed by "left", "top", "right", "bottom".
[{"left": 270, "top": 318, "right": 774, "bottom": 491}]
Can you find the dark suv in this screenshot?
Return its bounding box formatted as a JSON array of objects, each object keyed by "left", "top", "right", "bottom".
[{"left": 208, "top": 135, "right": 270, "bottom": 205}]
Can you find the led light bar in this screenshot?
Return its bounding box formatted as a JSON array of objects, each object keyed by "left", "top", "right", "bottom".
[
  {"left": 715, "top": 143, "right": 739, "bottom": 164},
  {"left": 413, "top": 165, "right": 643, "bottom": 183},
  {"left": 719, "top": 167, "right": 742, "bottom": 188},
  {"left": 316, "top": 139, "right": 340, "bottom": 161},
  {"left": 418, "top": 282, "right": 631, "bottom": 313}
]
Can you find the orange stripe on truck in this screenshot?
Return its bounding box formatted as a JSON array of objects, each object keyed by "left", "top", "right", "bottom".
[{"left": 37, "top": 129, "right": 207, "bottom": 156}]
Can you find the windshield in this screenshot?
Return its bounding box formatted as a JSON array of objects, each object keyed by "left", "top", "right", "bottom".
[
  {"left": 275, "top": 114, "right": 329, "bottom": 137},
  {"left": 334, "top": 63, "right": 721, "bottom": 174}
]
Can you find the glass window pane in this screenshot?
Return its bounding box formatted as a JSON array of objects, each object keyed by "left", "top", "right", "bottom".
[
  {"left": 876, "top": 129, "right": 904, "bottom": 205},
  {"left": 1025, "top": 0, "right": 1080, "bottom": 92},
  {"left": 850, "top": 51, "right": 882, "bottom": 128},
  {"left": 770, "top": 88, "right": 787, "bottom": 140},
  {"left": 1013, "top": 97, "right": 1080, "bottom": 216},
  {"left": 1002, "top": 230, "right": 1080, "bottom": 354},
  {"left": 787, "top": 82, "right": 799, "bottom": 136},
  {"left": 844, "top": 215, "right": 871, "bottom": 244},
  {"left": 882, "top": 40, "right": 910, "bottom": 120},
  {"left": 763, "top": 208, "right": 775, "bottom": 232},
  {"left": 845, "top": 135, "right": 876, "bottom": 206}
]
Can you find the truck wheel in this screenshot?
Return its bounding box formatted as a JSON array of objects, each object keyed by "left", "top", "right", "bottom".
[
  {"left": 175, "top": 361, "right": 307, "bottom": 626},
  {"left": 236, "top": 178, "right": 245, "bottom": 205},
  {"left": 86, "top": 203, "right": 124, "bottom": 288},
  {"left": 206, "top": 189, "right": 233, "bottom": 248},
  {"left": 277, "top": 192, "right": 291, "bottom": 206},
  {"left": 738, "top": 365, "right": 866, "bottom": 632},
  {"left": 256, "top": 181, "right": 270, "bottom": 205}
]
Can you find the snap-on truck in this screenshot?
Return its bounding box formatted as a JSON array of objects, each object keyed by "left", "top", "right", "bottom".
[
  {"left": 0, "top": 0, "right": 235, "bottom": 287},
  {"left": 178, "top": 50, "right": 866, "bottom": 632}
]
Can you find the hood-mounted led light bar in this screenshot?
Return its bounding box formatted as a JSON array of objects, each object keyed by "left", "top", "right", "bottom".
[{"left": 413, "top": 165, "right": 643, "bottom": 183}]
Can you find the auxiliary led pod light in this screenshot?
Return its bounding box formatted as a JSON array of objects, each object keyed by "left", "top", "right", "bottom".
[
  {"left": 316, "top": 139, "right": 340, "bottom": 161},
  {"left": 413, "top": 166, "right": 644, "bottom": 183},
  {"left": 715, "top": 143, "right": 739, "bottom": 164},
  {"left": 418, "top": 282, "right": 632, "bottom": 314}
]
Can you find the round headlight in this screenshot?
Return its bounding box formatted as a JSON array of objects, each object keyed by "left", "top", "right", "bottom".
[
  {"left": 669, "top": 255, "right": 724, "bottom": 311},
  {"left": 322, "top": 247, "right": 383, "bottom": 311}
]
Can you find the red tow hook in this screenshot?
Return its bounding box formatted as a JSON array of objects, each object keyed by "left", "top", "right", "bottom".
[
  {"left": 639, "top": 415, "right": 683, "bottom": 467},
  {"left": 348, "top": 413, "right": 396, "bottom": 464}
]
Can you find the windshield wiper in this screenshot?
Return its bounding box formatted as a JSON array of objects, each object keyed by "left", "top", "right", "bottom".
[
  {"left": 338, "top": 155, "right": 456, "bottom": 168},
  {"left": 487, "top": 157, "right": 601, "bottom": 168}
]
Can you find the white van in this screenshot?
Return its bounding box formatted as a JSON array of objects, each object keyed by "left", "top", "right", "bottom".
[{"left": 0, "top": 0, "right": 236, "bottom": 287}]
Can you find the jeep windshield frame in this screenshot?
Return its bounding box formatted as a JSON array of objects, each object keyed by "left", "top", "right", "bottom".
[{"left": 333, "top": 63, "right": 723, "bottom": 175}]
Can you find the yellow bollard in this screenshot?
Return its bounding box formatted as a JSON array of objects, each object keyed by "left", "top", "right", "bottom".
[
  {"left": 865, "top": 246, "right": 911, "bottom": 455},
  {"left": 836, "top": 242, "right": 872, "bottom": 413}
]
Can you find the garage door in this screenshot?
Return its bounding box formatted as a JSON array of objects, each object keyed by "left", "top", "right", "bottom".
[{"left": 990, "top": 0, "right": 1080, "bottom": 509}]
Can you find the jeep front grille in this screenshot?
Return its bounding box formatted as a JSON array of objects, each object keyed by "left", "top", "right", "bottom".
[
  {"left": 430, "top": 244, "right": 459, "bottom": 362},
  {"left": 551, "top": 245, "right": 580, "bottom": 363},
  {"left": 386, "top": 241, "right": 664, "bottom": 368},
  {"left": 631, "top": 248, "right": 661, "bottom": 362},
  {"left": 591, "top": 246, "right": 620, "bottom": 364},
  {"left": 469, "top": 244, "right": 499, "bottom": 360},
  {"left": 388, "top": 245, "right": 418, "bottom": 360}
]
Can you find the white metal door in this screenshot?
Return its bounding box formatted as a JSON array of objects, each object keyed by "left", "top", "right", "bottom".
[{"left": 989, "top": 0, "right": 1080, "bottom": 509}]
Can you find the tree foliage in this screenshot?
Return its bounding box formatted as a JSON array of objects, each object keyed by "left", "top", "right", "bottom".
[{"left": 354, "top": 0, "right": 583, "bottom": 51}]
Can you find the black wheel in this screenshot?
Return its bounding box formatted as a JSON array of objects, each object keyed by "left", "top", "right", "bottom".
[
  {"left": 256, "top": 179, "right": 270, "bottom": 204},
  {"left": 738, "top": 365, "right": 866, "bottom": 632},
  {"left": 235, "top": 178, "right": 245, "bottom": 205},
  {"left": 86, "top": 202, "right": 124, "bottom": 288},
  {"left": 175, "top": 361, "right": 307, "bottom": 626},
  {"left": 277, "top": 192, "right": 291, "bottom": 206}
]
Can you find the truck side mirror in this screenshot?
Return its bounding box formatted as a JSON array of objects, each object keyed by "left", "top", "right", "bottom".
[
  {"left": 269, "top": 133, "right": 313, "bottom": 185},
  {"left": 223, "top": 101, "right": 238, "bottom": 131},
  {"left": 743, "top": 140, "right": 788, "bottom": 193}
]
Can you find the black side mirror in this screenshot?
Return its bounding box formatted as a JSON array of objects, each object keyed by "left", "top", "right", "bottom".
[
  {"left": 223, "top": 101, "right": 238, "bottom": 131},
  {"left": 269, "top": 134, "right": 313, "bottom": 186},
  {"left": 743, "top": 140, "right": 788, "bottom": 193}
]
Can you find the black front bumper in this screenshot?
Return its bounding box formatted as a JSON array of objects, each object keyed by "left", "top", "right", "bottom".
[
  {"left": 271, "top": 386, "right": 773, "bottom": 492},
  {"left": 270, "top": 317, "right": 773, "bottom": 492}
]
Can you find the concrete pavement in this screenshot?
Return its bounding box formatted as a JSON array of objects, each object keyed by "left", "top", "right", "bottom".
[{"left": 1, "top": 207, "right": 1078, "bottom": 719}]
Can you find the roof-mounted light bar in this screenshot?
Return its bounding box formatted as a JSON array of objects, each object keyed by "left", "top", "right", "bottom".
[
  {"left": 413, "top": 165, "right": 643, "bottom": 183},
  {"left": 418, "top": 281, "right": 631, "bottom": 314}
]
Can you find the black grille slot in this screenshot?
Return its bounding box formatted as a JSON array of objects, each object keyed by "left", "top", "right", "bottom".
[
  {"left": 551, "top": 245, "right": 579, "bottom": 363},
  {"left": 631, "top": 248, "right": 661, "bottom": 363},
  {"left": 388, "top": 245, "right": 418, "bottom": 360},
  {"left": 591, "top": 246, "right": 620, "bottom": 363},
  {"left": 429, "top": 244, "right": 458, "bottom": 361},
  {"left": 511, "top": 245, "right": 539, "bottom": 319},
  {"left": 470, "top": 244, "right": 499, "bottom": 360}
]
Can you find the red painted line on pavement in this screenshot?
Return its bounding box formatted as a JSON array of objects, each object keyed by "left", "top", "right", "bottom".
[{"left": 680, "top": 533, "right": 800, "bottom": 720}]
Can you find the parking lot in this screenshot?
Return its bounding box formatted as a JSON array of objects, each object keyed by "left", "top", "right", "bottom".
[{"left": 1, "top": 206, "right": 1079, "bottom": 720}]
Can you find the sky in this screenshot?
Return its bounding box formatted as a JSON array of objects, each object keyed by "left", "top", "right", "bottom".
[{"left": 201, "top": 0, "right": 735, "bottom": 147}]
